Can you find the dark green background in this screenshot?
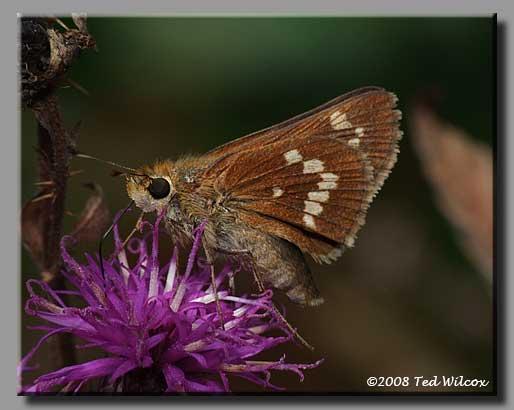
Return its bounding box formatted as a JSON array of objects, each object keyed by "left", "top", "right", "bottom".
[{"left": 21, "top": 17, "right": 494, "bottom": 393}]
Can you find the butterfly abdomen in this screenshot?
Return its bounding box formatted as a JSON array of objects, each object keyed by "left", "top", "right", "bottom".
[{"left": 235, "top": 224, "right": 324, "bottom": 306}]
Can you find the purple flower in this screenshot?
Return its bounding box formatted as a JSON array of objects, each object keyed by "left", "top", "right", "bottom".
[{"left": 19, "top": 210, "right": 322, "bottom": 393}]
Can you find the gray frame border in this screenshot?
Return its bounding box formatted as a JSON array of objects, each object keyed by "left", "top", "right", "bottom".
[{"left": 4, "top": 1, "right": 511, "bottom": 409}]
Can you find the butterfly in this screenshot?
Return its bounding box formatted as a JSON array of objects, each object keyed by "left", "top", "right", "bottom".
[{"left": 125, "top": 86, "right": 402, "bottom": 307}]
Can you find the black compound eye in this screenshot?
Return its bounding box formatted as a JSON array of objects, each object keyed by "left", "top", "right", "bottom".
[{"left": 148, "top": 178, "right": 171, "bottom": 199}]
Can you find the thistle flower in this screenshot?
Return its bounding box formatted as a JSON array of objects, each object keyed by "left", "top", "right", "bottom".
[{"left": 19, "top": 210, "right": 322, "bottom": 393}]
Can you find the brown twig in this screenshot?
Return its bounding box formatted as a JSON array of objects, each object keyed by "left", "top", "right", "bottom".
[{"left": 32, "top": 98, "right": 70, "bottom": 273}]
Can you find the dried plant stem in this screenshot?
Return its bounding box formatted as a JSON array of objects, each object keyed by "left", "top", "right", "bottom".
[
  {"left": 21, "top": 17, "right": 96, "bottom": 369},
  {"left": 32, "top": 96, "right": 76, "bottom": 368},
  {"left": 33, "top": 97, "right": 69, "bottom": 273}
]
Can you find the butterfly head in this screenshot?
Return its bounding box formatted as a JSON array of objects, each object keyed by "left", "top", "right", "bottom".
[{"left": 125, "top": 160, "right": 177, "bottom": 213}]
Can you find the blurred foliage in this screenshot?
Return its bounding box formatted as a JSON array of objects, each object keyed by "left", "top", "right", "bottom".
[{"left": 21, "top": 17, "right": 493, "bottom": 393}]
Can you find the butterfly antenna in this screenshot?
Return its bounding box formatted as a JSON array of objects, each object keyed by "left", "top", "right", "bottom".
[
  {"left": 98, "top": 200, "right": 134, "bottom": 280},
  {"left": 74, "top": 152, "right": 143, "bottom": 176}
]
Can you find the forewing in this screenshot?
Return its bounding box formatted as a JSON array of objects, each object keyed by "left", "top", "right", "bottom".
[
  {"left": 203, "top": 87, "right": 402, "bottom": 262},
  {"left": 205, "top": 86, "right": 402, "bottom": 195}
]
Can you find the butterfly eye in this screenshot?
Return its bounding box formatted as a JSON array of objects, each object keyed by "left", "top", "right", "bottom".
[{"left": 148, "top": 178, "right": 171, "bottom": 199}]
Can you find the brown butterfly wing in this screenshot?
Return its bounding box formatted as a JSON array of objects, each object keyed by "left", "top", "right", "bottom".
[
  {"left": 205, "top": 86, "right": 402, "bottom": 195},
  {"left": 202, "top": 88, "right": 402, "bottom": 262},
  {"left": 204, "top": 86, "right": 383, "bottom": 159}
]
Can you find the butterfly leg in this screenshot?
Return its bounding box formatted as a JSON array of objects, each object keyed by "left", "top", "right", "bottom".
[
  {"left": 121, "top": 210, "right": 145, "bottom": 249},
  {"left": 249, "top": 263, "right": 314, "bottom": 350},
  {"left": 228, "top": 272, "right": 236, "bottom": 295},
  {"left": 215, "top": 248, "right": 251, "bottom": 295},
  {"left": 203, "top": 244, "right": 225, "bottom": 330},
  {"left": 215, "top": 246, "right": 267, "bottom": 295},
  {"left": 217, "top": 243, "right": 315, "bottom": 349},
  {"left": 214, "top": 237, "right": 315, "bottom": 349}
]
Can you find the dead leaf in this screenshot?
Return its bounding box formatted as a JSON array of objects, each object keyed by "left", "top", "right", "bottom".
[
  {"left": 411, "top": 103, "right": 493, "bottom": 280},
  {"left": 22, "top": 193, "right": 52, "bottom": 269},
  {"left": 71, "top": 13, "right": 89, "bottom": 34},
  {"left": 71, "top": 183, "right": 110, "bottom": 244}
]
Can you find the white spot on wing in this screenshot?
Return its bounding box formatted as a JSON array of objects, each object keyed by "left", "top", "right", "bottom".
[
  {"left": 318, "top": 173, "right": 339, "bottom": 190},
  {"left": 272, "top": 187, "right": 284, "bottom": 198},
  {"left": 308, "top": 191, "right": 330, "bottom": 202},
  {"left": 304, "top": 200, "right": 323, "bottom": 216},
  {"left": 321, "top": 173, "right": 339, "bottom": 182},
  {"left": 348, "top": 137, "right": 360, "bottom": 148},
  {"left": 318, "top": 181, "right": 337, "bottom": 190},
  {"left": 330, "top": 111, "right": 352, "bottom": 130},
  {"left": 284, "top": 149, "right": 303, "bottom": 165},
  {"left": 355, "top": 127, "right": 365, "bottom": 138},
  {"left": 303, "top": 214, "right": 316, "bottom": 229},
  {"left": 303, "top": 159, "right": 324, "bottom": 174}
]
